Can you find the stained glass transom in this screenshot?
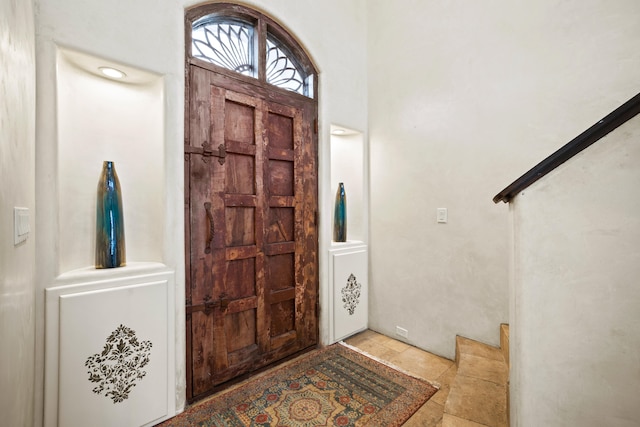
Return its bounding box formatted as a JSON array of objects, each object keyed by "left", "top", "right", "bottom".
[
  {"left": 191, "top": 18, "right": 255, "bottom": 76},
  {"left": 266, "top": 36, "right": 309, "bottom": 97},
  {"left": 190, "top": 14, "right": 314, "bottom": 98}
]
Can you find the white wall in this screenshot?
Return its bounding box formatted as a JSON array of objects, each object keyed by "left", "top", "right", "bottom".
[
  {"left": 56, "top": 48, "right": 165, "bottom": 273},
  {"left": 511, "top": 114, "right": 640, "bottom": 426},
  {"left": 34, "top": 0, "right": 367, "bottom": 422},
  {"left": 0, "top": 0, "right": 36, "bottom": 425},
  {"left": 367, "top": 0, "right": 640, "bottom": 358}
]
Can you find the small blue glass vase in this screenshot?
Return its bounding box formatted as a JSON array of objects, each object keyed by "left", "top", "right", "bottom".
[
  {"left": 333, "top": 182, "right": 347, "bottom": 242},
  {"left": 95, "top": 161, "right": 126, "bottom": 268}
]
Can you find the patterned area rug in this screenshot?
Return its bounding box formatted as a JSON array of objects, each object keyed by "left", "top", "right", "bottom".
[{"left": 159, "top": 343, "right": 437, "bottom": 426}]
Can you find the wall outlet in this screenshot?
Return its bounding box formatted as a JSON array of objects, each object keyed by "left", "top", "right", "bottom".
[{"left": 395, "top": 326, "right": 408, "bottom": 338}]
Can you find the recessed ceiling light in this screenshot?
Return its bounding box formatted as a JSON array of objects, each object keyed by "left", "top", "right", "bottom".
[{"left": 99, "top": 66, "right": 126, "bottom": 79}]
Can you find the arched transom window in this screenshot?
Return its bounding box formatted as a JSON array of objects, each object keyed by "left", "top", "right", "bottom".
[{"left": 187, "top": 4, "right": 316, "bottom": 98}]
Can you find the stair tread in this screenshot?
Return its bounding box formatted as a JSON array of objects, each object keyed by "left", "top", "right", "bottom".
[
  {"left": 445, "top": 335, "right": 509, "bottom": 427},
  {"left": 457, "top": 353, "right": 508, "bottom": 385},
  {"left": 500, "top": 324, "right": 509, "bottom": 338},
  {"left": 500, "top": 324, "right": 510, "bottom": 369},
  {"left": 444, "top": 374, "right": 508, "bottom": 427},
  {"left": 456, "top": 336, "right": 504, "bottom": 363}
]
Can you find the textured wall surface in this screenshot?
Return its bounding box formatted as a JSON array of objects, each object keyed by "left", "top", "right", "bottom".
[
  {"left": 367, "top": 0, "right": 640, "bottom": 359},
  {"left": 0, "top": 0, "right": 36, "bottom": 425},
  {"left": 511, "top": 114, "right": 640, "bottom": 426}
]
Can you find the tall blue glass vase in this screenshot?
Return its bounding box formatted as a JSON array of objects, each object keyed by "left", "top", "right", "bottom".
[
  {"left": 333, "top": 182, "right": 347, "bottom": 242},
  {"left": 95, "top": 161, "right": 126, "bottom": 268}
]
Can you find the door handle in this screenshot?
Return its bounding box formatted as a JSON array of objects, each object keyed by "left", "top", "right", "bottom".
[{"left": 204, "top": 202, "right": 214, "bottom": 254}]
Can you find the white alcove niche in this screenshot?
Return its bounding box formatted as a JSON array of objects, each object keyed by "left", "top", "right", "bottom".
[
  {"left": 330, "top": 125, "right": 366, "bottom": 243},
  {"left": 328, "top": 124, "right": 368, "bottom": 344},
  {"left": 45, "top": 47, "right": 176, "bottom": 427},
  {"left": 56, "top": 47, "right": 165, "bottom": 273}
]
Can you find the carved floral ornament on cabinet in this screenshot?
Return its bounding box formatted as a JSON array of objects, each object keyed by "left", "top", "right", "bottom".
[
  {"left": 85, "top": 324, "right": 153, "bottom": 404},
  {"left": 342, "top": 273, "right": 361, "bottom": 315}
]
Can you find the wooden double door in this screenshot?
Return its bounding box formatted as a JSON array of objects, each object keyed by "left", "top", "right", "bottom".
[{"left": 185, "top": 64, "right": 318, "bottom": 400}]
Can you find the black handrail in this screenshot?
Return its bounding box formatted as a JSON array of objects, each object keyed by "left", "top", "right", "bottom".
[{"left": 493, "top": 92, "right": 640, "bottom": 204}]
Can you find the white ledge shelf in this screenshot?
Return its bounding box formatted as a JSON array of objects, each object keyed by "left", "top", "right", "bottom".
[
  {"left": 330, "top": 240, "right": 366, "bottom": 250},
  {"left": 53, "top": 261, "right": 171, "bottom": 287}
]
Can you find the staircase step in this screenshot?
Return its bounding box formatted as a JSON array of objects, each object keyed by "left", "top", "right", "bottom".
[
  {"left": 443, "top": 335, "right": 508, "bottom": 427},
  {"left": 500, "top": 324, "right": 509, "bottom": 368}
]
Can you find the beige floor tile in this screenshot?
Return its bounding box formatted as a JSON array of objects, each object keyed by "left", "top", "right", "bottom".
[
  {"left": 456, "top": 354, "right": 508, "bottom": 385},
  {"left": 367, "top": 330, "right": 393, "bottom": 344},
  {"left": 390, "top": 346, "right": 453, "bottom": 381},
  {"left": 344, "top": 329, "right": 379, "bottom": 346},
  {"left": 456, "top": 336, "right": 504, "bottom": 362},
  {"left": 430, "top": 364, "right": 457, "bottom": 406},
  {"left": 444, "top": 375, "right": 507, "bottom": 427},
  {"left": 436, "top": 363, "right": 458, "bottom": 387},
  {"left": 402, "top": 399, "right": 444, "bottom": 426},
  {"left": 383, "top": 338, "right": 412, "bottom": 352},
  {"left": 430, "top": 389, "right": 448, "bottom": 407},
  {"left": 353, "top": 340, "right": 400, "bottom": 361},
  {"left": 441, "top": 413, "right": 489, "bottom": 427}
]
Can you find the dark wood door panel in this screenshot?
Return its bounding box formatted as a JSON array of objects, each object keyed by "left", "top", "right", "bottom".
[{"left": 186, "top": 64, "right": 318, "bottom": 401}]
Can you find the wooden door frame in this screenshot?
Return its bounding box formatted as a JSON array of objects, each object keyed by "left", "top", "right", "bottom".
[{"left": 184, "top": 3, "right": 319, "bottom": 402}]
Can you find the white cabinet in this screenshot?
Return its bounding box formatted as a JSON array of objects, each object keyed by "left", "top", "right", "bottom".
[
  {"left": 44, "top": 263, "right": 175, "bottom": 427},
  {"left": 329, "top": 243, "right": 368, "bottom": 343}
]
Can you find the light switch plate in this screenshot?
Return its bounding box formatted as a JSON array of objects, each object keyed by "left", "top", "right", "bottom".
[
  {"left": 14, "top": 207, "right": 30, "bottom": 245},
  {"left": 437, "top": 208, "right": 448, "bottom": 223}
]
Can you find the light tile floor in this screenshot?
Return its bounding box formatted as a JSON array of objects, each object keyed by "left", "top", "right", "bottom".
[{"left": 344, "top": 329, "right": 456, "bottom": 427}]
